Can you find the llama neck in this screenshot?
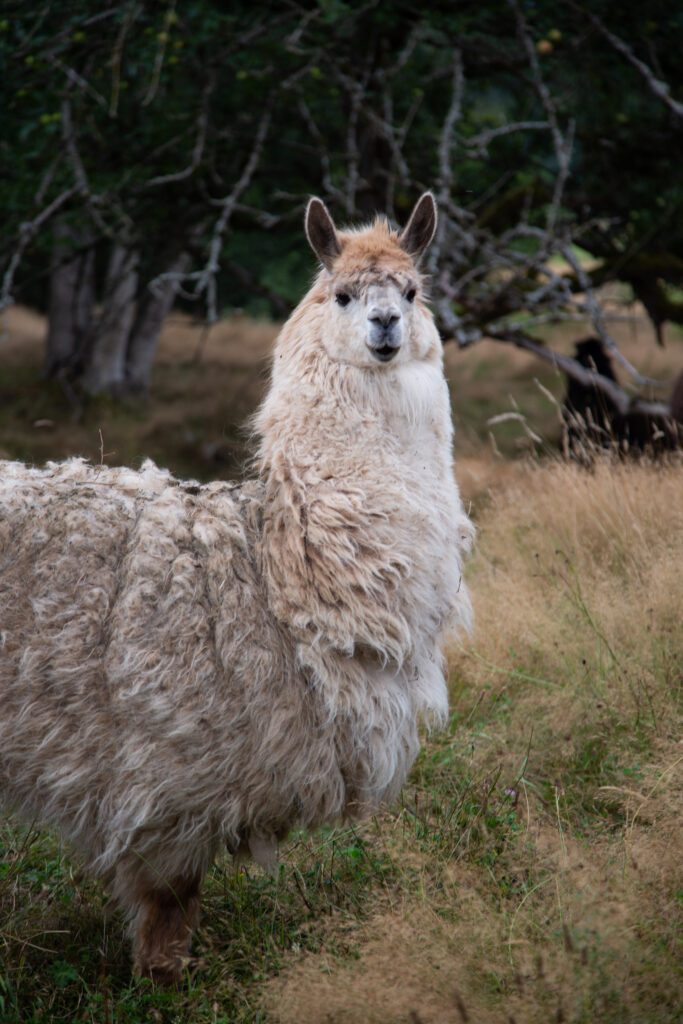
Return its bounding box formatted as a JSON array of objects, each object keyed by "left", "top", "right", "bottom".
[
  {"left": 253, "top": 308, "right": 469, "bottom": 677},
  {"left": 254, "top": 301, "right": 454, "bottom": 484}
]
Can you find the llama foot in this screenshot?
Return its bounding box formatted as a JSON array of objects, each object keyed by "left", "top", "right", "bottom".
[
  {"left": 131, "top": 874, "right": 201, "bottom": 986},
  {"left": 134, "top": 951, "right": 189, "bottom": 987}
]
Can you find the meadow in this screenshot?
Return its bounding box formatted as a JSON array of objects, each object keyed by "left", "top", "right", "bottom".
[{"left": 0, "top": 308, "right": 681, "bottom": 1023}]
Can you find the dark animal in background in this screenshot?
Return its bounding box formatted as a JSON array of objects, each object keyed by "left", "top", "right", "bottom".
[
  {"left": 562, "top": 338, "right": 620, "bottom": 453},
  {"left": 671, "top": 369, "right": 683, "bottom": 425},
  {"left": 562, "top": 337, "right": 682, "bottom": 457}
]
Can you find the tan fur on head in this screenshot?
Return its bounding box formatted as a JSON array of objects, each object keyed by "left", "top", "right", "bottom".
[
  {"left": 299, "top": 198, "right": 442, "bottom": 373},
  {"left": 333, "top": 217, "right": 417, "bottom": 279},
  {"left": 0, "top": 194, "right": 473, "bottom": 983}
]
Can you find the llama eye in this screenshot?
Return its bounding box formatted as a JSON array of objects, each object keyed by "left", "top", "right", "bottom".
[
  {"left": 405, "top": 288, "right": 416, "bottom": 303},
  {"left": 335, "top": 292, "right": 351, "bottom": 307}
]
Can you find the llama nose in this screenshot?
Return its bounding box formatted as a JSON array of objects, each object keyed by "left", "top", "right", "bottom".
[
  {"left": 367, "top": 308, "right": 402, "bottom": 362},
  {"left": 369, "top": 311, "right": 399, "bottom": 331}
]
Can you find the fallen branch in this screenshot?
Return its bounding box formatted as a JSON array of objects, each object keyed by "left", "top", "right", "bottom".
[{"left": 487, "top": 326, "right": 670, "bottom": 418}]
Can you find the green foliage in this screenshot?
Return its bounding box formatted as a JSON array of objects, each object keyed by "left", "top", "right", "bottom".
[{"left": 2, "top": 0, "right": 683, "bottom": 321}]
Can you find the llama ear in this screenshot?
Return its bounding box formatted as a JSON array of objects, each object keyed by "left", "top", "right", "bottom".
[
  {"left": 398, "top": 192, "right": 438, "bottom": 259},
  {"left": 305, "top": 197, "right": 342, "bottom": 271}
]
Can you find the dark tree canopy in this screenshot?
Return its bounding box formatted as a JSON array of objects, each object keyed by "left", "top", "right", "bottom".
[{"left": 1, "top": 0, "right": 682, "bottom": 398}]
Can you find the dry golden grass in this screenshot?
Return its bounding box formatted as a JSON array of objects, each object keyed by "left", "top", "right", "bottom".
[
  {"left": 448, "top": 457, "right": 682, "bottom": 1021},
  {"left": 263, "top": 456, "right": 683, "bottom": 1024},
  {"left": 460, "top": 457, "right": 683, "bottom": 702}
]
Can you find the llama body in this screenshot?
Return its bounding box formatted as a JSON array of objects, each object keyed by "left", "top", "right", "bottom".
[{"left": 0, "top": 194, "right": 473, "bottom": 981}]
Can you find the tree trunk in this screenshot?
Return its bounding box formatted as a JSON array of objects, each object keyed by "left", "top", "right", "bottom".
[
  {"left": 125, "top": 251, "right": 191, "bottom": 394},
  {"left": 82, "top": 244, "right": 139, "bottom": 396},
  {"left": 45, "top": 220, "right": 95, "bottom": 377}
]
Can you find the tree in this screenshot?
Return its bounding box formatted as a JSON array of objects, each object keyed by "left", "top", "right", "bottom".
[{"left": 1, "top": 0, "right": 682, "bottom": 409}]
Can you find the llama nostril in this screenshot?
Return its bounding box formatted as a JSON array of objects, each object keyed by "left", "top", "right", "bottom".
[{"left": 370, "top": 313, "right": 399, "bottom": 329}]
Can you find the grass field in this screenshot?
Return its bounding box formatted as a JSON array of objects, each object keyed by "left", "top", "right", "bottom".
[{"left": 1, "top": 308, "right": 682, "bottom": 1022}]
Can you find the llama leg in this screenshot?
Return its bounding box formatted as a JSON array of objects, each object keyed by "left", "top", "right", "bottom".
[{"left": 130, "top": 872, "right": 202, "bottom": 985}]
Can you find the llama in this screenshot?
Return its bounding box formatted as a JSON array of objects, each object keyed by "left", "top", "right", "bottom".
[{"left": 0, "top": 193, "right": 474, "bottom": 983}]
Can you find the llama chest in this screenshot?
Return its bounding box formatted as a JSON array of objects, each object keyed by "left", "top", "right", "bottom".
[
  {"left": 381, "top": 369, "right": 469, "bottom": 636},
  {"left": 259, "top": 357, "right": 471, "bottom": 676}
]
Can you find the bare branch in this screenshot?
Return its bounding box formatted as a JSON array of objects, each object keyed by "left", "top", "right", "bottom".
[
  {"left": 509, "top": 0, "right": 574, "bottom": 236},
  {"left": 344, "top": 79, "right": 363, "bottom": 215},
  {"left": 109, "top": 3, "right": 137, "bottom": 118},
  {"left": 143, "top": 0, "right": 176, "bottom": 107},
  {"left": 34, "top": 155, "right": 63, "bottom": 206},
  {"left": 428, "top": 50, "right": 465, "bottom": 276},
  {"left": 1, "top": 187, "right": 79, "bottom": 313},
  {"left": 465, "top": 120, "right": 549, "bottom": 158},
  {"left": 437, "top": 50, "right": 464, "bottom": 200},
  {"left": 576, "top": 4, "right": 683, "bottom": 121},
  {"left": 47, "top": 55, "right": 108, "bottom": 109},
  {"left": 284, "top": 7, "right": 321, "bottom": 52},
  {"left": 298, "top": 98, "right": 346, "bottom": 205},
  {"left": 149, "top": 96, "right": 275, "bottom": 323},
  {"left": 202, "top": 99, "right": 274, "bottom": 322},
  {"left": 21, "top": 7, "right": 120, "bottom": 60},
  {"left": 61, "top": 100, "right": 110, "bottom": 237},
  {"left": 509, "top": 0, "right": 563, "bottom": 155},
  {"left": 375, "top": 21, "right": 424, "bottom": 83},
  {"left": 145, "top": 76, "right": 214, "bottom": 187},
  {"left": 560, "top": 244, "right": 669, "bottom": 390},
  {"left": 61, "top": 99, "right": 130, "bottom": 238},
  {"left": 332, "top": 63, "right": 411, "bottom": 191},
  {"left": 330, "top": 60, "right": 373, "bottom": 215}
]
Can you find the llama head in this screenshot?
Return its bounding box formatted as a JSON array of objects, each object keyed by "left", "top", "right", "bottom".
[{"left": 304, "top": 193, "right": 438, "bottom": 369}]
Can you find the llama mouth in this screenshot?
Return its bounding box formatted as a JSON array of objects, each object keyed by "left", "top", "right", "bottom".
[{"left": 370, "top": 344, "right": 400, "bottom": 363}]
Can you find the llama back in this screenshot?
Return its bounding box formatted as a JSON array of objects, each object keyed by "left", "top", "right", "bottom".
[
  {"left": 0, "top": 459, "right": 272, "bottom": 871},
  {"left": 0, "top": 459, "right": 370, "bottom": 878}
]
